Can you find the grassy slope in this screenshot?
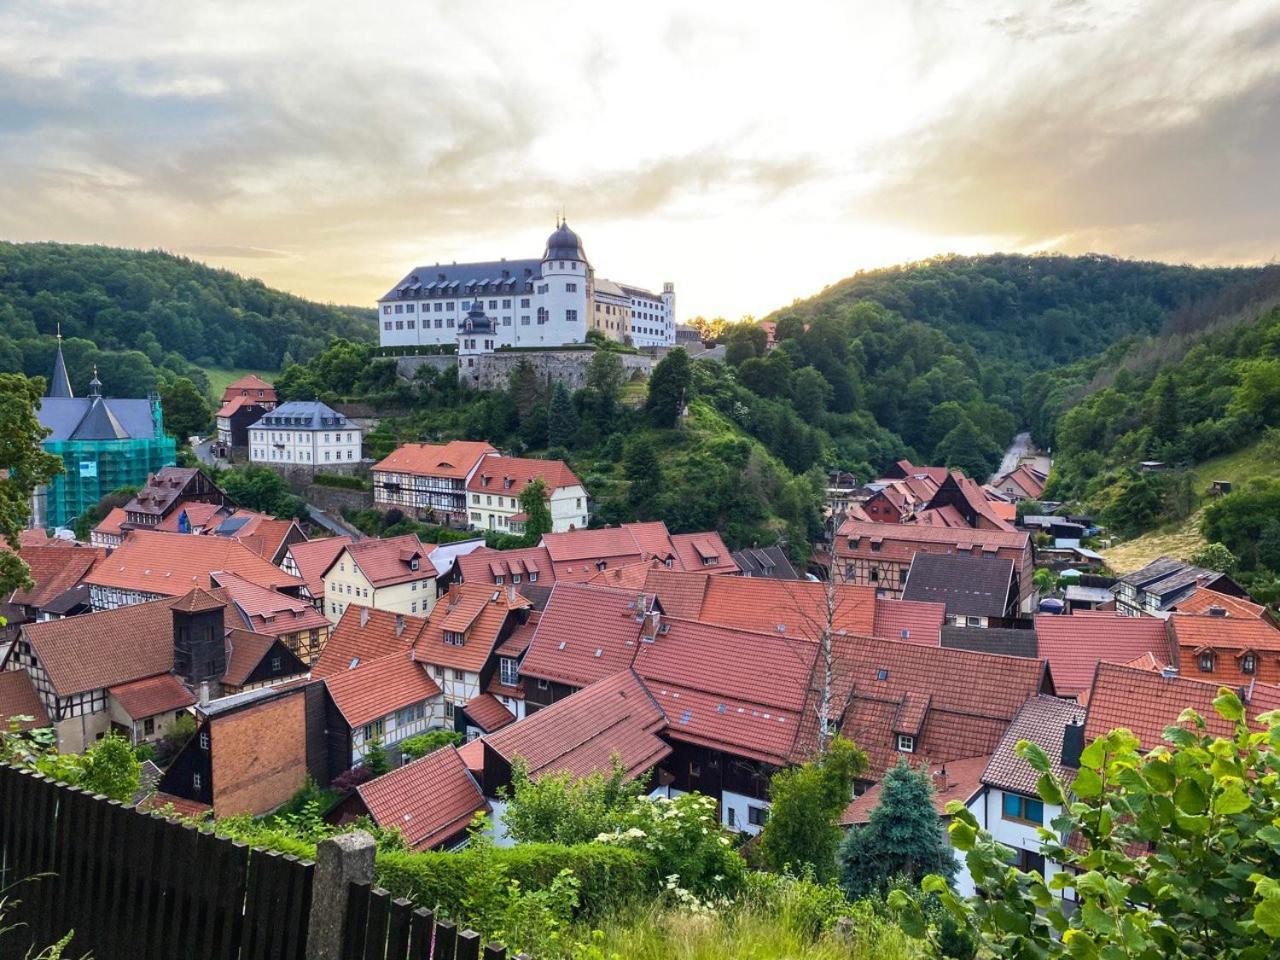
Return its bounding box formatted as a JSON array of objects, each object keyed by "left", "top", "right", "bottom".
[
  {"left": 1101, "top": 440, "right": 1280, "bottom": 573},
  {"left": 202, "top": 366, "right": 279, "bottom": 403}
]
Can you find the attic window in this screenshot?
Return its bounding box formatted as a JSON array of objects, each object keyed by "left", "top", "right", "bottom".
[
  {"left": 409, "top": 558, "right": 419, "bottom": 571},
  {"left": 1198, "top": 652, "right": 1215, "bottom": 673},
  {"left": 876, "top": 669, "right": 889, "bottom": 681},
  {"left": 557, "top": 641, "right": 567, "bottom": 650},
  {"left": 897, "top": 734, "right": 915, "bottom": 753},
  {"left": 495, "top": 576, "right": 504, "bottom": 585},
  {"left": 349, "top": 657, "right": 360, "bottom": 669},
  {"left": 1242, "top": 653, "right": 1257, "bottom": 674},
  {"left": 658, "top": 623, "right": 671, "bottom": 635},
  {"left": 444, "top": 631, "right": 465, "bottom": 647}
]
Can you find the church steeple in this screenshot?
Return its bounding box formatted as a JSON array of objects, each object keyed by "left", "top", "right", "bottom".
[{"left": 47, "top": 325, "right": 73, "bottom": 399}]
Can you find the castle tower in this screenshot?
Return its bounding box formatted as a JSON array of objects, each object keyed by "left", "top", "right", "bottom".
[{"left": 538, "top": 219, "right": 591, "bottom": 345}]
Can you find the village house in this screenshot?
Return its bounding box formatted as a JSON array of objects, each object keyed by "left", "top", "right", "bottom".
[
  {"left": 215, "top": 375, "right": 278, "bottom": 451},
  {"left": 1031, "top": 613, "right": 1174, "bottom": 700},
  {"left": 454, "top": 544, "right": 557, "bottom": 591},
  {"left": 3, "top": 544, "right": 103, "bottom": 635},
  {"left": 1169, "top": 611, "right": 1280, "bottom": 685},
  {"left": 901, "top": 553, "right": 1018, "bottom": 628},
  {"left": 922, "top": 472, "right": 1018, "bottom": 532},
  {"left": 0, "top": 669, "right": 50, "bottom": 731},
  {"left": 834, "top": 519, "right": 1035, "bottom": 610},
  {"left": 464, "top": 454, "right": 588, "bottom": 534},
  {"left": 320, "top": 534, "right": 437, "bottom": 623},
  {"left": 209, "top": 570, "right": 332, "bottom": 664},
  {"left": 220, "top": 628, "right": 309, "bottom": 695},
  {"left": 729, "top": 545, "right": 800, "bottom": 580},
  {"left": 119, "top": 466, "right": 232, "bottom": 532},
  {"left": 279, "top": 536, "right": 352, "bottom": 610},
  {"left": 992, "top": 464, "right": 1048, "bottom": 502},
  {"left": 1112, "top": 556, "right": 1250, "bottom": 618},
  {"left": 539, "top": 521, "right": 737, "bottom": 581},
  {"left": 371, "top": 441, "right": 497, "bottom": 525},
  {"left": 248, "top": 400, "right": 362, "bottom": 470}
]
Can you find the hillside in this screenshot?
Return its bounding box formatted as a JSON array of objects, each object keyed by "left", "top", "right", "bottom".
[{"left": 0, "top": 242, "right": 374, "bottom": 398}]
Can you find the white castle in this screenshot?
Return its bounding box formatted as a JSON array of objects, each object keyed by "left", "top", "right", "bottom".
[{"left": 377, "top": 221, "right": 675, "bottom": 352}]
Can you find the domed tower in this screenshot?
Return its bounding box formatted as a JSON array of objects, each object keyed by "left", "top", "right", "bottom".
[{"left": 537, "top": 218, "right": 591, "bottom": 345}]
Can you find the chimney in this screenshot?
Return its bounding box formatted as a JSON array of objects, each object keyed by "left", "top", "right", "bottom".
[
  {"left": 1061, "top": 718, "right": 1085, "bottom": 769},
  {"left": 395, "top": 614, "right": 406, "bottom": 638},
  {"left": 360, "top": 607, "right": 370, "bottom": 628},
  {"left": 449, "top": 582, "right": 461, "bottom": 603},
  {"left": 932, "top": 766, "right": 949, "bottom": 795},
  {"left": 506, "top": 583, "right": 517, "bottom": 605},
  {"left": 640, "top": 605, "right": 661, "bottom": 642}
]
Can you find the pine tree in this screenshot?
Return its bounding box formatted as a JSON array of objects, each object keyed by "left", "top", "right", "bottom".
[
  {"left": 1152, "top": 373, "right": 1181, "bottom": 446},
  {"left": 623, "top": 436, "right": 662, "bottom": 515},
  {"left": 546, "top": 381, "right": 579, "bottom": 449},
  {"left": 363, "top": 738, "right": 390, "bottom": 777},
  {"left": 1259, "top": 519, "right": 1280, "bottom": 573},
  {"left": 839, "top": 759, "right": 956, "bottom": 898}
]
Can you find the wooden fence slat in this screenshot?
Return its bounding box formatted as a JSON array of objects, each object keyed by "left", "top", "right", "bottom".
[
  {"left": 456, "top": 929, "right": 481, "bottom": 960},
  {"left": 86, "top": 796, "right": 119, "bottom": 958},
  {"left": 117, "top": 806, "right": 156, "bottom": 960},
  {"left": 59, "top": 788, "right": 96, "bottom": 954},
  {"left": 142, "top": 810, "right": 180, "bottom": 960},
  {"left": 27, "top": 776, "right": 62, "bottom": 950},
  {"left": 434, "top": 919, "right": 458, "bottom": 960},
  {"left": 243, "top": 848, "right": 289, "bottom": 960},
  {"left": 162, "top": 821, "right": 201, "bottom": 960},
  {"left": 384, "top": 897, "right": 413, "bottom": 960},
  {"left": 100, "top": 800, "right": 136, "bottom": 960},
  {"left": 362, "top": 887, "right": 392, "bottom": 960},
  {"left": 204, "top": 831, "right": 249, "bottom": 960},
  {"left": 342, "top": 880, "right": 372, "bottom": 960},
  {"left": 408, "top": 907, "right": 434, "bottom": 960},
  {"left": 482, "top": 943, "right": 507, "bottom": 960},
  {"left": 279, "top": 854, "right": 315, "bottom": 960}
]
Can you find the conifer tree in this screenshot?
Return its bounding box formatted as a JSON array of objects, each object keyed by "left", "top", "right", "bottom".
[{"left": 547, "top": 381, "right": 578, "bottom": 449}]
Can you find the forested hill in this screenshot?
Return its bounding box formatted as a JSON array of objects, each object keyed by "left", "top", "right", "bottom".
[
  {"left": 0, "top": 242, "right": 374, "bottom": 398},
  {"left": 771, "top": 254, "right": 1256, "bottom": 370}
]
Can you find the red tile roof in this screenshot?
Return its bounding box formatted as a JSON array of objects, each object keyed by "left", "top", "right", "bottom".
[
  {"left": 1083, "top": 661, "right": 1280, "bottom": 749},
  {"left": 457, "top": 737, "right": 484, "bottom": 772},
  {"left": 356, "top": 746, "right": 487, "bottom": 850},
  {"left": 913, "top": 505, "right": 970, "bottom": 528},
  {"left": 835, "top": 520, "right": 1030, "bottom": 562},
  {"left": 462, "top": 693, "right": 515, "bottom": 732},
  {"left": 466, "top": 455, "right": 583, "bottom": 496},
  {"left": 155, "top": 501, "right": 229, "bottom": 533},
  {"left": 802, "top": 634, "right": 1051, "bottom": 776},
  {"left": 1171, "top": 587, "right": 1267, "bottom": 620},
  {"left": 456, "top": 545, "right": 556, "bottom": 587},
  {"left": 841, "top": 754, "right": 989, "bottom": 825},
  {"left": 21, "top": 591, "right": 224, "bottom": 696},
  {"left": 495, "top": 612, "right": 539, "bottom": 658},
  {"left": 413, "top": 584, "right": 531, "bottom": 673},
  {"left": 323, "top": 651, "right": 441, "bottom": 728},
  {"left": 222, "top": 629, "right": 284, "bottom": 688},
  {"left": 872, "top": 598, "right": 946, "bottom": 645},
  {"left": 85, "top": 530, "right": 301, "bottom": 596},
  {"left": 518, "top": 583, "right": 652, "bottom": 688},
  {"left": 982, "top": 695, "right": 1086, "bottom": 795},
  {"left": 540, "top": 522, "right": 737, "bottom": 580},
  {"left": 885, "top": 460, "right": 950, "bottom": 485},
  {"left": 9, "top": 545, "right": 104, "bottom": 608},
  {"left": 211, "top": 571, "right": 331, "bottom": 638},
  {"left": 640, "top": 569, "right": 712, "bottom": 619},
  {"left": 284, "top": 536, "right": 352, "bottom": 598},
  {"left": 669, "top": 533, "right": 738, "bottom": 574},
  {"left": 1034, "top": 614, "right": 1174, "bottom": 697},
  {"left": 997, "top": 465, "right": 1048, "bottom": 499},
  {"left": 0, "top": 671, "right": 49, "bottom": 730},
  {"left": 587, "top": 559, "right": 665, "bottom": 590},
  {"left": 484, "top": 670, "right": 670, "bottom": 781},
  {"left": 311, "top": 605, "right": 425, "bottom": 680},
  {"left": 93, "top": 506, "right": 128, "bottom": 538},
  {"left": 1169, "top": 612, "right": 1280, "bottom": 653},
  {"left": 221, "top": 375, "right": 277, "bottom": 403},
  {"left": 373, "top": 441, "right": 496, "bottom": 479},
  {"left": 215, "top": 394, "right": 254, "bottom": 419},
  {"left": 109, "top": 673, "right": 196, "bottom": 720},
  {"left": 633, "top": 619, "right": 815, "bottom": 765},
  {"left": 337, "top": 535, "right": 437, "bottom": 587}
]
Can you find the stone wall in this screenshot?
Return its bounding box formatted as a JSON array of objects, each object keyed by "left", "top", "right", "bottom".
[
  {"left": 454, "top": 350, "right": 653, "bottom": 392},
  {"left": 392, "top": 355, "right": 460, "bottom": 382},
  {"left": 300, "top": 482, "right": 374, "bottom": 515}
]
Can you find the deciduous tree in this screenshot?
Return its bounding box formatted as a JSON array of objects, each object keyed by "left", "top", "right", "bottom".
[
  {"left": 518, "top": 477, "right": 553, "bottom": 541},
  {"left": 0, "top": 373, "right": 63, "bottom": 596},
  {"left": 644, "top": 349, "right": 690, "bottom": 428}
]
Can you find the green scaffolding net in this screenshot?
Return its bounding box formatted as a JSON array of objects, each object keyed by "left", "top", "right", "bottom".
[{"left": 41, "top": 435, "right": 177, "bottom": 531}]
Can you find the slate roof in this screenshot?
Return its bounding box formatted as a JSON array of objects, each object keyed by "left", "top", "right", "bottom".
[
  {"left": 109, "top": 673, "right": 196, "bottom": 720},
  {"left": 901, "top": 553, "right": 1015, "bottom": 618},
  {"left": 841, "top": 754, "right": 990, "bottom": 825},
  {"left": 0, "top": 671, "right": 49, "bottom": 730},
  {"left": 730, "top": 545, "right": 801, "bottom": 580},
  {"left": 85, "top": 531, "right": 301, "bottom": 596},
  {"left": 311, "top": 605, "right": 425, "bottom": 680},
  {"left": 413, "top": 584, "right": 531, "bottom": 674},
  {"left": 518, "top": 583, "right": 653, "bottom": 688},
  {"left": 1083, "top": 661, "right": 1280, "bottom": 749},
  {"left": 8, "top": 545, "right": 103, "bottom": 609},
  {"left": 373, "top": 441, "right": 496, "bottom": 479},
  {"left": 336, "top": 535, "right": 436, "bottom": 588},
  {"left": 249, "top": 401, "right": 349, "bottom": 431},
  {"left": 462, "top": 693, "right": 516, "bottom": 732},
  {"left": 284, "top": 536, "right": 352, "bottom": 598},
  {"left": 871, "top": 598, "right": 946, "bottom": 645},
  {"left": 124, "top": 467, "right": 205, "bottom": 518},
  {"left": 47, "top": 343, "right": 73, "bottom": 399},
  {"left": 940, "top": 626, "right": 1039, "bottom": 659},
  {"left": 982, "top": 695, "right": 1086, "bottom": 795},
  {"left": 484, "top": 670, "right": 670, "bottom": 782},
  {"left": 379, "top": 259, "right": 543, "bottom": 304},
  {"left": 38, "top": 396, "right": 155, "bottom": 441},
  {"left": 323, "top": 652, "right": 441, "bottom": 729},
  {"left": 466, "top": 455, "right": 583, "bottom": 496},
  {"left": 1033, "top": 614, "right": 1173, "bottom": 697},
  {"left": 356, "top": 746, "right": 488, "bottom": 850},
  {"left": 1116, "top": 556, "right": 1234, "bottom": 608}
]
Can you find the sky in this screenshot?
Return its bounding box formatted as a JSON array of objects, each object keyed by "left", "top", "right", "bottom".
[{"left": 1, "top": 0, "right": 1278, "bottom": 320}]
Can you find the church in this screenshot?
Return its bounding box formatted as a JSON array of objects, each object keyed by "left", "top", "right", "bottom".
[{"left": 377, "top": 221, "right": 675, "bottom": 352}]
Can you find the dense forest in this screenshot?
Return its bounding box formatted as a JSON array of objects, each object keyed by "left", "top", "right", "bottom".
[{"left": 0, "top": 242, "right": 374, "bottom": 398}]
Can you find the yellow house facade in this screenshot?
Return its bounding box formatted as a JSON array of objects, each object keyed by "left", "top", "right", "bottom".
[{"left": 320, "top": 534, "right": 439, "bottom": 623}]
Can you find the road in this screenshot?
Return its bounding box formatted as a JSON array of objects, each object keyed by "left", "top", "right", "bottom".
[{"left": 991, "top": 432, "right": 1035, "bottom": 483}]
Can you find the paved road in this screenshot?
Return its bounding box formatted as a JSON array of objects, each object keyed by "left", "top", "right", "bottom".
[
  {"left": 194, "top": 439, "right": 224, "bottom": 467},
  {"left": 991, "top": 431, "right": 1034, "bottom": 483},
  {"left": 305, "top": 503, "right": 364, "bottom": 541}
]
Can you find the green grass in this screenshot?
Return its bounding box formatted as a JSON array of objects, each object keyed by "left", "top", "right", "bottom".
[{"left": 201, "top": 366, "right": 278, "bottom": 402}]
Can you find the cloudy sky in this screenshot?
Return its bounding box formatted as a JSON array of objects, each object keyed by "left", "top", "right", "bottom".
[{"left": 2, "top": 0, "right": 1278, "bottom": 319}]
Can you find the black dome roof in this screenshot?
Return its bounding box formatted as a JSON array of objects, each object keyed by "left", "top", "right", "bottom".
[{"left": 543, "top": 221, "right": 586, "bottom": 262}]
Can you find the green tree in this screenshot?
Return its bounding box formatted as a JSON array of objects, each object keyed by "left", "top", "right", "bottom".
[
  {"left": 1032, "top": 567, "right": 1059, "bottom": 595},
  {"left": 623, "top": 435, "right": 662, "bottom": 515},
  {"left": 398, "top": 729, "right": 463, "bottom": 761},
  {"left": 219, "top": 465, "right": 308, "bottom": 520},
  {"left": 585, "top": 350, "right": 624, "bottom": 408},
  {"left": 35, "top": 733, "right": 140, "bottom": 803},
  {"left": 933, "top": 419, "right": 999, "bottom": 479},
  {"left": 1151, "top": 372, "right": 1181, "bottom": 446},
  {"left": 1258, "top": 518, "right": 1280, "bottom": 573},
  {"left": 518, "top": 477, "right": 553, "bottom": 542},
  {"left": 644, "top": 349, "right": 690, "bottom": 428},
  {"left": 789, "top": 366, "right": 834, "bottom": 421},
  {"left": 363, "top": 738, "right": 390, "bottom": 777},
  {"left": 839, "top": 760, "right": 956, "bottom": 899},
  {"left": 761, "top": 737, "right": 868, "bottom": 881},
  {"left": 160, "top": 376, "right": 213, "bottom": 443},
  {"left": 725, "top": 328, "right": 759, "bottom": 366},
  {"left": 0, "top": 373, "right": 63, "bottom": 596},
  {"left": 893, "top": 690, "right": 1280, "bottom": 958},
  {"left": 501, "top": 757, "right": 645, "bottom": 846},
  {"left": 546, "top": 382, "right": 578, "bottom": 449},
  {"left": 1189, "top": 541, "right": 1239, "bottom": 575}
]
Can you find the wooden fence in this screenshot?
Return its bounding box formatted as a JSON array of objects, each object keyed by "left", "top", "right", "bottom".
[{"left": 0, "top": 764, "right": 524, "bottom": 960}]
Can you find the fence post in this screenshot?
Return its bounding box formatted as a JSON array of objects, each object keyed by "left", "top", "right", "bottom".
[{"left": 306, "top": 830, "right": 376, "bottom": 960}]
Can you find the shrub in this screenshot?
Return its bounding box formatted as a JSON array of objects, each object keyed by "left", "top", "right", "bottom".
[
  {"left": 398, "top": 729, "right": 463, "bottom": 761},
  {"left": 312, "top": 473, "right": 370, "bottom": 491}
]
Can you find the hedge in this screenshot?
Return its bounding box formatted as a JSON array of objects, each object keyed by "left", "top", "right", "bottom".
[
  {"left": 311, "top": 473, "right": 370, "bottom": 491},
  {"left": 375, "top": 843, "right": 658, "bottom": 920}
]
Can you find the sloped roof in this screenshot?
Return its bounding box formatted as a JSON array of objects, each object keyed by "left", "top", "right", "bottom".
[
  {"left": 982, "top": 695, "right": 1086, "bottom": 795},
  {"left": 323, "top": 652, "right": 440, "bottom": 728},
  {"left": 730, "top": 546, "right": 801, "bottom": 580},
  {"left": 633, "top": 618, "right": 815, "bottom": 766},
  {"left": 211, "top": 571, "right": 331, "bottom": 638},
  {"left": 9, "top": 545, "right": 103, "bottom": 608},
  {"left": 379, "top": 258, "right": 543, "bottom": 304},
  {"left": 484, "top": 670, "right": 670, "bottom": 782},
  {"left": 0, "top": 671, "right": 49, "bottom": 730},
  {"left": 836, "top": 520, "right": 1030, "bottom": 558},
  {"left": 669, "top": 532, "right": 738, "bottom": 574},
  {"left": 1169, "top": 613, "right": 1280, "bottom": 653},
  {"left": 47, "top": 342, "right": 73, "bottom": 399},
  {"left": 872, "top": 598, "right": 946, "bottom": 645},
  {"left": 155, "top": 501, "right": 230, "bottom": 533},
  {"left": 462, "top": 693, "right": 516, "bottom": 732},
  {"left": 124, "top": 468, "right": 205, "bottom": 517},
  {"left": 1033, "top": 614, "right": 1173, "bottom": 697},
  {"left": 456, "top": 545, "right": 556, "bottom": 587},
  {"left": 518, "top": 583, "right": 651, "bottom": 688},
  {"left": 85, "top": 530, "right": 301, "bottom": 596},
  {"left": 221, "top": 375, "right": 276, "bottom": 402},
  {"left": 38, "top": 396, "right": 155, "bottom": 441},
  {"left": 841, "top": 754, "right": 990, "bottom": 825},
  {"left": 373, "top": 441, "right": 496, "bottom": 479},
  {"left": 587, "top": 558, "right": 665, "bottom": 590},
  {"left": 284, "top": 536, "right": 352, "bottom": 597},
  {"left": 413, "top": 584, "right": 531, "bottom": 673},
  {"left": 222, "top": 629, "right": 303, "bottom": 688},
  {"left": 1171, "top": 587, "right": 1267, "bottom": 620},
  {"left": 996, "top": 464, "right": 1048, "bottom": 499},
  {"left": 1083, "top": 661, "right": 1280, "bottom": 749},
  {"left": 356, "top": 746, "right": 488, "bottom": 850},
  {"left": 338, "top": 535, "right": 436, "bottom": 588},
  {"left": 466, "top": 455, "right": 583, "bottom": 496},
  {"left": 640, "top": 568, "right": 712, "bottom": 619},
  {"left": 109, "top": 673, "right": 196, "bottom": 720},
  {"left": 93, "top": 506, "right": 128, "bottom": 538},
  {"left": 941, "top": 625, "right": 1039, "bottom": 659},
  {"left": 249, "top": 400, "right": 348, "bottom": 430},
  {"left": 311, "top": 605, "right": 426, "bottom": 680},
  {"left": 902, "top": 553, "right": 1015, "bottom": 618}
]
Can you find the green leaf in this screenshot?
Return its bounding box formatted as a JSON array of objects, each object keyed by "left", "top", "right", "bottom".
[
  {"left": 1081, "top": 900, "right": 1117, "bottom": 935},
  {"left": 1214, "top": 689, "right": 1245, "bottom": 723},
  {"left": 1213, "top": 782, "right": 1251, "bottom": 816},
  {"left": 1018, "top": 740, "right": 1052, "bottom": 773},
  {"left": 1255, "top": 899, "right": 1280, "bottom": 938},
  {"left": 1073, "top": 767, "right": 1104, "bottom": 799},
  {"left": 1174, "top": 777, "right": 1207, "bottom": 814},
  {"left": 1079, "top": 738, "right": 1106, "bottom": 770},
  {"left": 1037, "top": 772, "right": 1066, "bottom": 805}
]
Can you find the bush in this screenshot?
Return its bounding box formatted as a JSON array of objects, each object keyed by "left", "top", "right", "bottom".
[
  {"left": 312, "top": 473, "right": 370, "bottom": 491},
  {"left": 740, "top": 870, "right": 852, "bottom": 939},
  {"left": 375, "top": 843, "right": 658, "bottom": 921},
  {"left": 399, "top": 729, "right": 463, "bottom": 761}
]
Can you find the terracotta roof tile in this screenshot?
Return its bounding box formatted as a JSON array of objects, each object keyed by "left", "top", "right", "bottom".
[
  {"left": 518, "top": 583, "right": 652, "bottom": 688},
  {"left": 1172, "top": 587, "right": 1267, "bottom": 620},
  {"left": 587, "top": 559, "right": 665, "bottom": 590},
  {"left": 484, "top": 670, "right": 670, "bottom": 781},
  {"left": 1169, "top": 612, "right": 1280, "bottom": 653},
  {"left": 841, "top": 754, "right": 989, "bottom": 825},
  {"left": 462, "top": 693, "right": 515, "bottom": 732},
  {"left": 466, "top": 455, "right": 583, "bottom": 496},
  {"left": 982, "top": 695, "right": 1086, "bottom": 795},
  {"left": 211, "top": 571, "right": 330, "bottom": 638},
  {"left": 9, "top": 545, "right": 104, "bottom": 608},
  {"left": 835, "top": 520, "right": 1030, "bottom": 564},
  {"left": 311, "top": 605, "right": 425, "bottom": 680},
  {"left": 872, "top": 598, "right": 946, "bottom": 645},
  {"left": 338, "top": 535, "right": 436, "bottom": 588},
  {"left": 221, "top": 374, "right": 277, "bottom": 402},
  {"left": 323, "top": 651, "right": 441, "bottom": 728},
  {"left": 640, "top": 569, "right": 711, "bottom": 619},
  {"left": 669, "top": 532, "right": 738, "bottom": 574},
  {"left": 109, "top": 673, "right": 196, "bottom": 720},
  {"left": 93, "top": 506, "right": 128, "bottom": 538},
  {"left": 697, "top": 577, "right": 876, "bottom": 638},
  {"left": 0, "top": 671, "right": 49, "bottom": 730},
  {"left": 284, "top": 536, "right": 352, "bottom": 598},
  {"left": 85, "top": 530, "right": 301, "bottom": 596},
  {"left": 171, "top": 587, "right": 227, "bottom": 614},
  {"left": 222, "top": 629, "right": 278, "bottom": 687},
  {"left": 1034, "top": 614, "right": 1173, "bottom": 697},
  {"left": 357, "top": 746, "right": 487, "bottom": 850},
  {"left": 373, "top": 441, "right": 496, "bottom": 479},
  {"left": 495, "top": 612, "right": 539, "bottom": 658},
  {"left": 413, "top": 584, "right": 530, "bottom": 674},
  {"left": 457, "top": 737, "right": 485, "bottom": 772},
  {"left": 155, "top": 501, "right": 230, "bottom": 533}
]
